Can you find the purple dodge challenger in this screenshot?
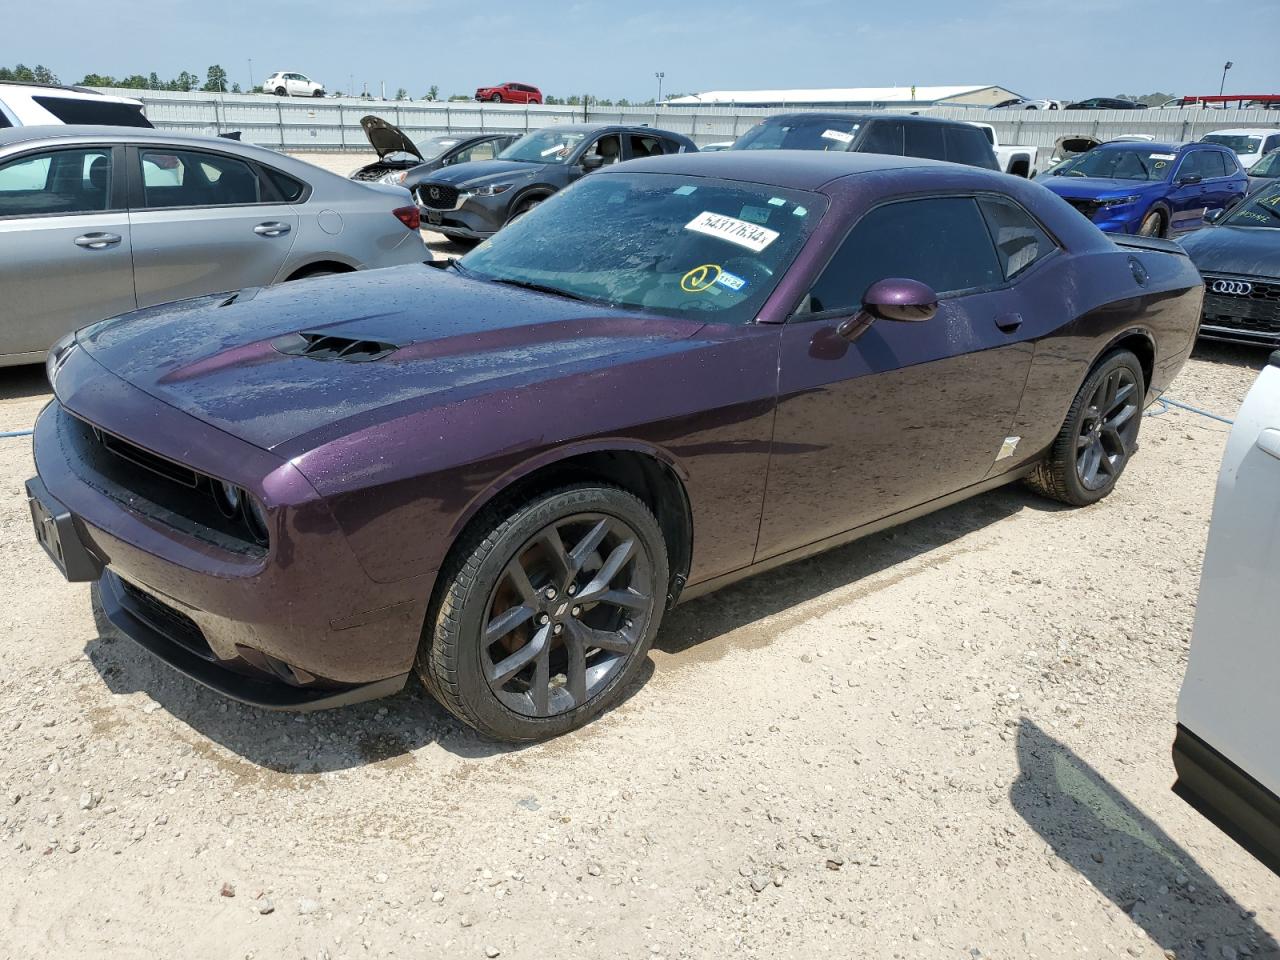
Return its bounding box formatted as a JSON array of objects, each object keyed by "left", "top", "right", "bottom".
[{"left": 28, "top": 152, "right": 1203, "bottom": 741}]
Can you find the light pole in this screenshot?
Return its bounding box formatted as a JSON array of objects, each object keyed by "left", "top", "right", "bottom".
[
  {"left": 655, "top": 71, "right": 665, "bottom": 105},
  {"left": 1219, "top": 60, "right": 1233, "bottom": 96},
  {"left": 248, "top": 58, "right": 253, "bottom": 93}
]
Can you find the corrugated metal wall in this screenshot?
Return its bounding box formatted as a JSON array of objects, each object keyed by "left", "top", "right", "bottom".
[{"left": 95, "top": 89, "right": 1280, "bottom": 163}]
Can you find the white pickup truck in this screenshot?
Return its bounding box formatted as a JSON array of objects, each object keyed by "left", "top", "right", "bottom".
[{"left": 968, "top": 122, "right": 1038, "bottom": 177}]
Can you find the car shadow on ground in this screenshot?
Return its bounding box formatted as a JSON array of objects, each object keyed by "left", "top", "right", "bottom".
[
  {"left": 84, "top": 482, "right": 1049, "bottom": 774},
  {"left": 1192, "top": 339, "right": 1269, "bottom": 371},
  {"left": 0, "top": 365, "right": 51, "bottom": 403},
  {"left": 1011, "top": 718, "right": 1277, "bottom": 958}
]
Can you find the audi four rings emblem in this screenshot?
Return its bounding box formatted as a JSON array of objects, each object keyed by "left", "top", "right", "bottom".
[
  {"left": 428, "top": 187, "right": 441, "bottom": 200},
  {"left": 1211, "top": 280, "right": 1253, "bottom": 296}
]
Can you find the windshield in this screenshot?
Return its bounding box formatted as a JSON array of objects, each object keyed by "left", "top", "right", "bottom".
[
  {"left": 1251, "top": 150, "right": 1280, "bottom": 178},
  {"left": 1202, "top": 134, "right": 1263, "bottom": 155},
  {"left": 1053, "top": 147, "right": 1177, "bottom": 181},
  {"left": 733, "top": 117, "right": 861, "bottom": 151},
  {"left": 457, "top": 172, "right": 823, "bottom": 324},
  {"left": 1223, "top": 183, "right": 1280, "bottom": 228},
  {"left": 498, "top": 128, "right": 588, "bottom": 164},
  {"left": 414, "top": 135, "right": 464, "bottom": 160}
]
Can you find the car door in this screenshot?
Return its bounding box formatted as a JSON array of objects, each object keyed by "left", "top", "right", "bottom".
[
  {"left": 0, "top": 144, "right": 135, "bottom": 358},
  {"left": 127, "top": 145, "right": 299, "bottom": 308},
  {"left": 755, "top": 194, "right": 1038, "bottom": 560},
  {"left": 287, "top": 74, "right": 307, "bottom": 96},
  {"left": 1168, "top": 150, "right": 1216, "bottom": 232},
  {"left": 1175, "top": 357, "right": 1280, "bottom": 876}
]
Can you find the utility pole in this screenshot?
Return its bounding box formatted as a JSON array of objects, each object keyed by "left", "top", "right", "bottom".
[{"left": 655, "top": 71, "right": 665, "bottom": 105}]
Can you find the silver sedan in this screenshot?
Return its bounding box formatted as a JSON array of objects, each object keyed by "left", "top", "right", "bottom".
[{"left": 0, "top": 125, "right": 428, "bottom": 367}]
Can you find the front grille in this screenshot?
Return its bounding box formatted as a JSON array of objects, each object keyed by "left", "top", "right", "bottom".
[
  {"left": 1064, "top": 198, "right": 1101, "bottom": 220},
  {"left": 118, "top": 578, "right": 214, "bottom": 660},
  {"left": 417, "top": 183, "right": 458, "bottom": 209},
  {"left": 96, "top": 429, "right": 199, "bottom": 488},
  {"left": 1201, "top": 275, "right": 1280, "bottom": 335}
]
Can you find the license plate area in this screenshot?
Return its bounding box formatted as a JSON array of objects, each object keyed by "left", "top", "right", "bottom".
[
  {"left": 426, "top": 209, "right": 442, "bottom": 225},
  {"left": 26, "top": 477, "right": 103, "bottom": 582}
]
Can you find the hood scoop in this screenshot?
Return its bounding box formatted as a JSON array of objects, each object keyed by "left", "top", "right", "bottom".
[{"left": 271, "top": 331, "right": 399, "bottom": 363}]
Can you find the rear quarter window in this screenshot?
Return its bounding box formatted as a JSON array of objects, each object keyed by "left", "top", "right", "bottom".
[{"left": 944, "top": 127, "right": 999, "bottom": 170}]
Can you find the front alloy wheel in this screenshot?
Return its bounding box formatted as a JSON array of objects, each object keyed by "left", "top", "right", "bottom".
[{"left": 418, "top": 485, "right": 669, "bottom": 741}]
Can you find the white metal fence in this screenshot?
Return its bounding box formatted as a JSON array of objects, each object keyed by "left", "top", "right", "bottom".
[{"left": 96, "top": 88, "right": 1280, "bottom": 164}]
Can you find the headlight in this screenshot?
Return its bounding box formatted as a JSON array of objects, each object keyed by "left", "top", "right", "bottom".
[
  {"left": 471, "top": 182, "right": 513, "bottom": 197},
  {"left": 212, "top": 481, "right": 270, "bottom": 546},
  {"left": 243, "top": 495, "right": 270, "bottom": 545},
  {"left": 1098, "top": 195, "right": 1141, "bottom": 207},
  {"left": 212, "top": 480, "right": 243, "bottom": 519}
]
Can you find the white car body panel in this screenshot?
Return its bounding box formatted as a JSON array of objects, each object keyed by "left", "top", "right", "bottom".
[
  {"left": 0, "top": 85, "right": 147, "bottom": 127},
  {"left": 1201, "top": 128, "right": 1280, "bottom": 171},
  {"left": 1175, "top": 359, "right": 1280, "bottom": 873}
]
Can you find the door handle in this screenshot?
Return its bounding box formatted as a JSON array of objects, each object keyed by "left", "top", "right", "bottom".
[
  {"left": 254, "top": 222, "right": 291, "bottom": 237},
  {"left": 73, "top": 233, "right": 121, "bottom": 249},
  {"left": 994, "top": 312, "right": 1023, "bottom": 333}
]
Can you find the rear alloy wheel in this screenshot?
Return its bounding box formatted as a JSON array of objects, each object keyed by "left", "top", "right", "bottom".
[
  {"left": 274, "top": 86, "right": 287, "bottom": 96},
  {"left": 1027, "top": 350, "right": 1145, "bottom": 506},
  {"left": 419, "top": 485, "right": 669, "bottom": 741},
  {"left": 1138, "top": 210, "right": 1165, "bottom": 238}
]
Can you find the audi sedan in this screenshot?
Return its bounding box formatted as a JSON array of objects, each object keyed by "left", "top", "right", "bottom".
[
  {"left": 1180, "top": 181, "right": 1280, "bottom": 346},
  {"left": 28, "top": 151, "right": 1202, "bottom": 741},
  {"left": 0, "top": 125, "right": 428, "bottom": 367}
]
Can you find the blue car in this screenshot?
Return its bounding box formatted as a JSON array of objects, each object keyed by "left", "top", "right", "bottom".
[{"left": 1041, "top": 141, "right": 1247, "bottom": 237}]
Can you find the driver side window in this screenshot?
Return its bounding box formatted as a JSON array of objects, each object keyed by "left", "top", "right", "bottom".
[
  {"left": 803, "top": 197, "right": 1002, "bottom": 316},
  {"left": 582, "top": 135, "right": 621, "bottom": 166}
]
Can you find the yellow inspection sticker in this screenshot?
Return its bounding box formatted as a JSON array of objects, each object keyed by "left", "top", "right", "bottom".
[{"left": 681, "top": 264, "right": 722, "bottom": 293}]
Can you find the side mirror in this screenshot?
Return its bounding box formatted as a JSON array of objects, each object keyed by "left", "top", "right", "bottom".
[
  {"left": 1205, "top": 207, "right": 1225, "bottom": 224},
  {"left": 1178, "top": 174, "right": 1202, "bottom": 185},
  {"left": 863, "top": 278, "right": 938, "bottom": 323},
  {"left": 580, "top": 154, "right": 605, "bottom": 171}
]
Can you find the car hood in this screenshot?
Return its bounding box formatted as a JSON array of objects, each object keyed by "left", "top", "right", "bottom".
[
  {"left": 360, "top": 115, "right": 421, "bottom": 160},
  {"left": 1041, "top": 176, "right": 1165, "bottom": 199},
  {"left": 1180, "top": 225, "right": 1280, "bottom": 281},
  {"left": 74, "top": 266, "right": 707, "bottom": 454},
  {"left": 423, "top": 159, "right": 544, "bottom": 187}
]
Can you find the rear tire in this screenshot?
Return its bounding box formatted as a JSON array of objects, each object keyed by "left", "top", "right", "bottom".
[
  {"left": 417, "top": 485, "right": 669, "bottom": 742},
  {"left": 274, "top": 86, "right": 287, "bottom": 96},
  {"left": 1026, "top": 350, "right": 1145, "bottom": 506}
]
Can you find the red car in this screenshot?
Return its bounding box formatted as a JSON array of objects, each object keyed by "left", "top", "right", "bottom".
[{"left": 475, "top": 82, "right": 542, "bottom": 104}]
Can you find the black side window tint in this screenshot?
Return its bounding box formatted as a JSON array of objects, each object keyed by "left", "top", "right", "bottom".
[
  {"left": 1178, "top": 152, "right": 1213, "bottom": 180},
  {"left": 33, "top": 96, "right": 151, "bottom": 128},
  {"left": 0, "top": 110, "right": 11, "bottom": 129},
  {"left": 859, "top": 121, "right": 903, "bottom": 156},
  {"left": 978, "top": 197, "right": 1055, "bottom": 280},
  {"left": 807, "top": 197, "right": 1002, "bottom": 313},
  {"left": 262, "top": 166, "right": 306, "bottom": 201},
  {"left": 903, "top": 122, "right": 946, "bottom": 161},
  {"left": 0, "top": 148, "right": 113, "bottom": 218},
  {"left": 944, "top": 128, "right": 998, "bottom": 169},
  {"left": 140, "top": 149, "right": 261, "bottom": 208}
]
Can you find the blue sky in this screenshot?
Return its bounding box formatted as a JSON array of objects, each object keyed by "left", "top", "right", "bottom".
[{"left": 11, "top": 0, "right": 1272, "bottom": 102}]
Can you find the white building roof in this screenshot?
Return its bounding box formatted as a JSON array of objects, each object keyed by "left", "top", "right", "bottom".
[{"left": 666, "top": 85, "right": 1007, "bottom": 105}]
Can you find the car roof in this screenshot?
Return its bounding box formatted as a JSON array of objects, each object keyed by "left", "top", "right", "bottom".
[
  {"left": 604, "top": 149, "right": 974, "bottom": 191},
  {"left": 1095, "top": 140, "right": 1186, "bottom": 152},
  {"left": 756, "top": 111, "right": 978, "bottom": 128},
  {"left": 0, "top": 125, "right": 302, "bottom": 164},
  {"left": 1205, "top": 128, "right": 1280, "bottom": 136}
]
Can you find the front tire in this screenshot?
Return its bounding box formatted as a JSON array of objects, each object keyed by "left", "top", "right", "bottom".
[
  {"left": 418, "top": 485, "right": 669, "bottom": 741},
  {"left": 1137, "top": 209, "right": 1165, "bottom": 237},
  {"left": 1027, "top": 350, "right": 1145, "bottom": 506},
  {"left": 505, "top": 195, "right": 543, "bottom": 225},
  {"left": 490, "top": 93, "right": 503, "bottom": 102}
]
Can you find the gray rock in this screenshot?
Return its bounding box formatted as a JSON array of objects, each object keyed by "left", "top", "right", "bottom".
[
  {"left": 484, "top": 948, "right": 500, "bottom": 958},
  {"left": 256, "top": 898, "right": 275, "bottom": 915},
  {"left": 587, "top": 863, "right": 602, "bottom": 877},
  {"left": 431, "top": 890, "right": 445, "bottom": 903},
  {"left": 298, "top": 898, "right": 320, "bottom": 915}
]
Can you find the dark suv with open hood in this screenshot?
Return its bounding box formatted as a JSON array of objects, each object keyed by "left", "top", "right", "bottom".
[
  {"left": 414, "top": 123, "right": 696, "bottom": 241},
  {"left": 348, "top": 116, "right": 517, "bottom": 189}
]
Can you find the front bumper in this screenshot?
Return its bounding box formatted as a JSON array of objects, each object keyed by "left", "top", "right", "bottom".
[
  {"left": 31, "top": 350, "right": 431, "bottom": 709},
  {"left": 418, "top": 191, "right": 509, "bottom": 239}
]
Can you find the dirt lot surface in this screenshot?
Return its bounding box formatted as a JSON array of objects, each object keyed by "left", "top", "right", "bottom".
[{"left": 0, "top": 152, "right": 1276, "bottom": 959}]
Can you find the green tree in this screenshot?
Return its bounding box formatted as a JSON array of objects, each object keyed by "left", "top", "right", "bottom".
[
  {"left": 202, "top": 65, "right": 228, "bottom": 92},
  {"left": 395, "top": 87, "right": 408, "bottom": 101},
  {"left": 119, "top": 74, "right": 150, "bottom": 90},
  {"left": 426, "top": 84, "right": 440, "bottom": 101},
  {"left": 448, "top": 94, "right": 470, "bottom": 101},
  {"left": 148, "top": 72, "right": 161, "bottom": 90},
  {"left": 231, "top": 82, "right": 242, "bottom": 93},
  {"left": 79, "top": 73, "right": 117, "bottom": 87},
  {"left": 0, "top": 63, "right": 59, "bottom": 84},
  {"left": 174, "top": 71, "right": 198, "bottom": 92}
]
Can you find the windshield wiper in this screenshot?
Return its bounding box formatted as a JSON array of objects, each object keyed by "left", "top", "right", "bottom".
[{"left": 484, "top": 277, "right": 601, "bottom": 304}]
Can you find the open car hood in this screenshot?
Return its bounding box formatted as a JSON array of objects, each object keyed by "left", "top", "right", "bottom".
[
  {"left": 360, "top": 115, "right": 421, "bottom": 161},
  {"left": 1054, "top": 135, "right": 1101, "bottom": 157}
]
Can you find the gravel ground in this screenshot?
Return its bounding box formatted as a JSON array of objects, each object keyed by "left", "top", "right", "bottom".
[{"left": 0, "top": 151, "right": 1275, "bottom": 958}]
